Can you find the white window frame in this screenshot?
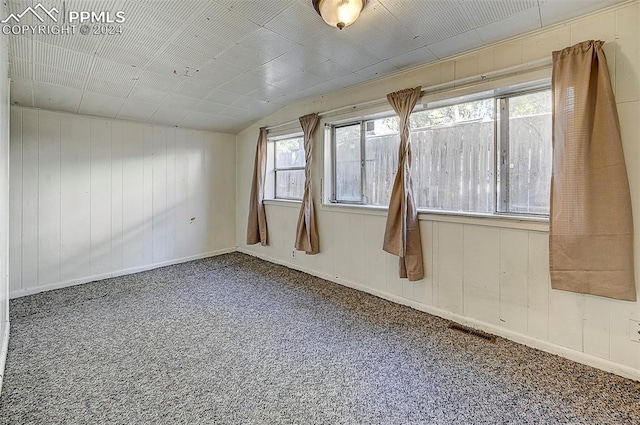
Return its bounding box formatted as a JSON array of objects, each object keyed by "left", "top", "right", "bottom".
[{"left": 269, "top": 133, "right": 305, "bottom": 202}]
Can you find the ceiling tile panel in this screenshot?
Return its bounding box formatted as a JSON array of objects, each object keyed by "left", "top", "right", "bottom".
[
  {"left": 131, "top": 0, "right": 207, "bottom": 22},
  {"left": 148, "top": 106, "right": 189, "bottom": 126},
  {"left": 34, "top": 42, "right": 93, "bottom": 74},
  {"left": 9, "top": 36, "right": 31, "bottom": 61},
  {"left": 427, "top": 30, "right": 485, "bottom": 59},
  {"left": 269, "top": 46, "right": 328, "bottom": 72},
  {"left": 196, "top": 100, "right": 228, "bottom": 115},
  {"left": 85, "top": 77, "right": 134, "bottom": 98},
  {"left": 192, "top": 1, "right": 261, "bottom": 44},
  {"left": 121, "top": 1, "right": 176, "bottom": 40},
  {"left": 108, "top": 28, "right": 165, "bottom": 56},
  {"left": 206, "top": 88, "right": 256, "bottom": 106},
  {"left": 33, "top": 81, "right": 83, "bottom": 114},
  {"left": 32, "top": 33, "right": 101, "bottom": 56},
  {"left": 78, "top": 92, "right": 126, "bottom": 119},
  {"left": 388, "top": 46, "right": 439, "bottom": 69},
  {"left": 34, "top": 64, "right": 86, "bottom": 90},
  {"left": 380, "top": 0, "right": 460, "bottom": 18},
  {"left": 95, "top": 42, "right": 154, "bottom": 68},
  {"left": 215, "top": 45, "right": 271, "bottom": 73},
  {"left": 10, "top": 59, "right": 32, "bottom": 80},
  {"left": 475, "top": 6, "right": 542, "bottom": 44},
  {"left": 306, "top": 60, "right": 350, "bottom": 82},
  {"left": 239, "top": 28, "right": 300, "bottom": 63},
  {"left": 264, "top": 1, "right": 337, "bottom": 50},
  {"left": 117, "top": 99, "right": 158, "bottom": 122},
  {"left": 462, "top": 0, "right": 538, "bottom": 27},
  {"left": 128, "top": 86, "right": 169, "bottom": 104},
  {"left": 135, "top": 71, "right": 183, "bottom": 92},
  {"left": 538, "top": 0, "right": 622, "bottom": 26},
  {"left": 161, "top": 94, "right": 201, "bottom": 111},
  {"left": 217, "top": 72, "right": 268, "bottom": 95},
  {"left": 252, "top": 60, "right": 305, "bottom": 86},
  {"left": 91, "top": 58, "right": 139, "bottom": 85},
  {"left": 177, "top": 111, "right": 238, "bottom": 132},
  {"left": 340, "top": 1, "right": 424, "bottom": 59},
  {"left": 172, "top": 27, "right": 230, "bottom": 59},
  {"left": 175, "top": 81, "right": 216, "bottom": 100},
  {"left": 216, "top": 0, "right": 292, "bottom": 26}
]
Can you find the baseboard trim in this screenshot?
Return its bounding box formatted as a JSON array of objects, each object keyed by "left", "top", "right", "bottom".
[
  {"left": 238, "top": 248, "right": 640, "bottom": 382},
  {"left": 0, "top": 320, "right": 9, "bottom": 394},
  {"left": 9, "top": 248, "right": 236, "bottom": 299}
]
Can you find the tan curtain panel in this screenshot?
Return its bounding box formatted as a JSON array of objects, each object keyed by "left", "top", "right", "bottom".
[
  {"left": 383, "top": 87, "right": 424, "bottom": 281},
  {"left": 295, "top": 113, "right": 320, "bottom": 254},
  {"left": 246, "top": 127, "right": 269, "bottom": 246},
  {"left": 550, "top": 40, "right": 636, "bottom": 301}
]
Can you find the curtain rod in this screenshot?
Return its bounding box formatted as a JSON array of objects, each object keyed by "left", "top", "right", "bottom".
[{"left": 265, "top": 56, "right": 553, "bottom": 132}]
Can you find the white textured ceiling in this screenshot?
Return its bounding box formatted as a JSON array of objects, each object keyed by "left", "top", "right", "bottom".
[{"left": 6, "top": 0, "right": 626, "bottom": 133}]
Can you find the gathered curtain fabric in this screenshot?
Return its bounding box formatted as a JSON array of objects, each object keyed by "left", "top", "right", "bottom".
[
  {"left": 295, "top": 113, "right": 320, "bottom": 254},
  {"left": 550, "top": 40, "right": 636, "bottom": 301},
  {"left": 246, "top": 127, "right": 269, "bottom": 246},
  {"left": 383, "top": 87, "right": 424, "bottom": 281}
]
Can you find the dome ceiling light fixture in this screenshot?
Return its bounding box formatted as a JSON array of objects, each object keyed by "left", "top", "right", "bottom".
[{"left": 312, "top": 0, "right": 367, "bottom": 30}]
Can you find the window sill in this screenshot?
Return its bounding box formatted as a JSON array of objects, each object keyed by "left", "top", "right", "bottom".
[
  {"left": 320, "top": 202, "right": 549, "bottom": 232},
  {"left": 264, "top": 199, "right": 302, "bottom": 208}
]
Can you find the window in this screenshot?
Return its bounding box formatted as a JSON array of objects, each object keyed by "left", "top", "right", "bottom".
[
  {"left": 330, "top": 85, "right": 552, "bottom": 216},
  {"left": 272, "top": 135, "right": 305, "bottom": 200},
  {"left": 497, "top": 90, "right": 552, "bottom": 215}
]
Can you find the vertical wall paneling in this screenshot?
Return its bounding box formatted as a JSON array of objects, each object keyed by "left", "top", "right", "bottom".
[
  {"left": 10, "top": 107, "right": 236, "bottom": 296},
  {"left": 187, "top": 131, "right": 205, "bottom": 256},
  {"left": 9, "top": 109, "right": 22, "bottom": 292},
  {"left": 152, "top": 126, "right": 167, "bottom": 263},
  {"left": 165, "top": 128, "right": 176, "bottom": 261},
  {"left": 499, "top": 229, "right": 529, "bottom": 334},
  {"left": 208, "top": 134, "right": 236, "bottom": 252},
  {"left": 583, "top": 296, "right": 611, "bottom": 360},
  {"left": 431, "top": 222, "right": 440, "bottom": 307},
  {"left": 37, "top": 111, "right": 61, "bottom": 287},
  {"left": 142, "top": 126, "right": 153, "bottom": 265},
  {"left": 111, "top": 121, "right": 124, "bottom": 272},
  {"left": 437, "top": 222, "right": 464, "bottom": 315},
  {"left": 362, "top": 215, "right": 387, "bottom": 293},
  {"left": 385, "top": 250, "right": 406, "bottom": 298},
  {"left": 90, "top": 119, "right": 112, "bottom": 276},
  {"left": 121, "top": 122, "right": 145, "bottom": 269},
  {"left": 333, "top": 212, "right": 353, "bottom": 281},
  {"left": 463, "top": 225, "right": 500, "bottom": 325},
  {"left": 609, "top": 300, "right": 640, "bottom": 369},
  {"left": 174, "top": 129, "right": 189, "bottom": 260},
  {"left": 21, "top": 109, "right": 39, "bottom": 289},
  {"left": 60, "top": 114, "right": 91, "bottom": 282},
  {"left": 548, "top": 290, "right": 584, "bottom": 351},
  {"left": 527, "top": 232, "right": 550, "bottom": 341},
  {"left": 413, "top": 221, "right": 434, "bottom": 306}
]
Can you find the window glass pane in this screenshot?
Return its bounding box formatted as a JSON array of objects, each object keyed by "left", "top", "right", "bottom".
[
  {"left": 335, "top": 124, "right": 362, "bottom": 202},
  {"left": 275, "top": 137, "right": 304, "bottom": 168},
  {"left": 411, "top": 99, "right": 495, "bottom": 213},
  {"left": 364, "top": 117, "right": 400, "bottom": 206},
  {"left": 506, "top": 91, "right": 552, "bottom": 214},
  {"left": 275, "top": 170, "right": 305, "bottom": 200}
]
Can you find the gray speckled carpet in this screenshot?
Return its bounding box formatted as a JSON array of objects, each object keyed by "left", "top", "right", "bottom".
[{"left": 1, "top": 253, "right": 639, "bottom": 424}]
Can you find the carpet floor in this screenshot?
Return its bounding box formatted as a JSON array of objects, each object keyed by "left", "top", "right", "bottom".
[{"left": 1, "top": 252, "right": 639, "bottom": 424}]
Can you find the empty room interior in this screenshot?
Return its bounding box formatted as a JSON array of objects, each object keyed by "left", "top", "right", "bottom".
[{"left": 1, "top": 0, "right": 640, "bottom": 423}]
